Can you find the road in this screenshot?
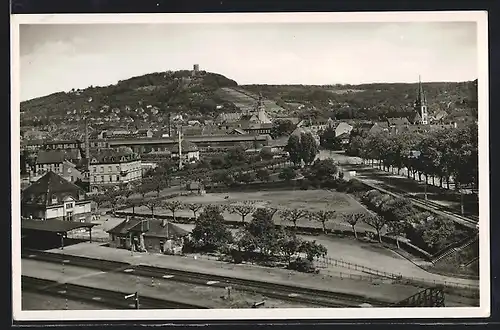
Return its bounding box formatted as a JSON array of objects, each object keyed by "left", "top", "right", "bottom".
[{"left": 318, "top": 151, "right": 479, "bottom": 228}]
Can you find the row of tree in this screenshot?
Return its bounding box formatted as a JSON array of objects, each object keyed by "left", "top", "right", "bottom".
[{"left": 346, "top": 124, "right": 478, "bottom": 191}]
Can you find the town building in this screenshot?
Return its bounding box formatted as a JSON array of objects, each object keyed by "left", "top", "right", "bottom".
[
  {"left": 34, "top": 149, "right": 82, "bottom": 177},
  {"left": 107, "top": 217, "right": 189, "bottom": 254},
  {"left": 88, "top": 147, "right": 142, "bottom": 192},
  {"left": 334, "top": 122, "right": 354, "bottom": 137},
  {"left": 170, "top": 140, "right": 200, "bottom": 163},
  {"left": 21, "top": 171, "right": 92, "bottom": 222}
]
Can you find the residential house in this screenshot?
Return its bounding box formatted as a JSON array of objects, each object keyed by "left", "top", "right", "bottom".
[
  {"left": 107, "top": 217, "right": 189, "bottom": 254},
  {"left": 21, "top": 171, "right": 92, "bottom": 222},
  {"left": 89, "top": 147, "right": 142, "bottom": 192},
  {"left": 34, "top": 149, "right": 81, "bottom": 177},
  {"left": 290, "top": 127, "right": 320, "bottom": 146},
  {"left": 334, "top": 122, "right": 353, "bottom": 137}
]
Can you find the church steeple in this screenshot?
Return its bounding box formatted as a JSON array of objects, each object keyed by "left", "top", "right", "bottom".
[{"left": 415, "top": 75, "right": 428, "bottom": 124}]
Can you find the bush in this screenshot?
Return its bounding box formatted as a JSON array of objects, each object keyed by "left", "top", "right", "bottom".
[
  {"left": 300, "top": 179, "right": 311, "bottom": 190},
  {"left": 346, "top": 179, "right": 367, "bottom": 193},
  {"left": 287, "top": 258, "right": 319, "bottom": 274}
]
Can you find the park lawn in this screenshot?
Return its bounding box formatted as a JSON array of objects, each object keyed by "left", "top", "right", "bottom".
[{"left": 122, "top": 189, "right": 374, "bottom": 231}]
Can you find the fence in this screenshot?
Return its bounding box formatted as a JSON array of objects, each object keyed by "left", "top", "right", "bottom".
[
  {"left": 315, "top": 256, "right": 401, "bottom": 280},
  {"left": 66, "top": 232, "right": 109, "bottom": 243},
  {"left": 314, "top": 255, "right": 478, "bottom": 291}
]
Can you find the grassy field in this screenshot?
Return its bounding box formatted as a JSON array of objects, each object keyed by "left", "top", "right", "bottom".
[{"left": 124, "top": 189, "right": 373, "bottom": 231}]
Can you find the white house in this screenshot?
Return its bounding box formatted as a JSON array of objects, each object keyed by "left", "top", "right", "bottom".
[{"left": 21, "top": 171, "right": 92, "bottom": 222}]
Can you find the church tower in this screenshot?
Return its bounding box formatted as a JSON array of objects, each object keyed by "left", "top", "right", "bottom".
[{"left": 415, "top": 75, "right": 428, "bottom": 125}]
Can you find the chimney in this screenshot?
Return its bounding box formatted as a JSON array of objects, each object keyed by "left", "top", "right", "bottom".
[
  {"left": 84, "top": 119, "right": 90, "bottom": 169},
  {"left": 125, "top": 215, "right": 130, "bottom": 223},
  {"left": 161, "top": 218, "right": 167, "bottom": 228}
]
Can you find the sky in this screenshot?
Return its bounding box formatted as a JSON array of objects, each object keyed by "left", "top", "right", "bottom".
[{"left": 19, "top": 22, "right": 478, "bottom": 101}]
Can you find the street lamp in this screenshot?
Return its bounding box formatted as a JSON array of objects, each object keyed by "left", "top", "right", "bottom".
[{"left": 125, "top": 291, "right": 140, "bottom": 309}]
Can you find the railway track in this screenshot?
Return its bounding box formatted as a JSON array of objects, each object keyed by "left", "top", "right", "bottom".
[
  {"left": 22, "top": 250, "right": 391, "bottom": 308},
  {"left": 22, "top": 276, "right": 206, "bottom": 309}
]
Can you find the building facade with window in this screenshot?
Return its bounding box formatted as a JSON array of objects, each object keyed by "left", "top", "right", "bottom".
[
  {"left": 89, "top": 147, "right": 142, "bottom": 192},
  {"left": 21, "top": 171, "right": 92, "bottom": 222}
]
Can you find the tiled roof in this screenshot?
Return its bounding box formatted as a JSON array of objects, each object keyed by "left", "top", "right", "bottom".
[
  {"left": 36, "top": 150, "right": 66, "bottom": 164},
  {"left": 107, "top": 218, "right": 189, "bottom": 239},
  {"left": 89, "top": 148, "right": 140, "bottom": 164},
  {"left": 21, "top": 171, "right": 87, "bottom": 206}
]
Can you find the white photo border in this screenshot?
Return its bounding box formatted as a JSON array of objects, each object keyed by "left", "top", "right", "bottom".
[{"left": 10, "top": 11, "right": 490, "bottom": 322}]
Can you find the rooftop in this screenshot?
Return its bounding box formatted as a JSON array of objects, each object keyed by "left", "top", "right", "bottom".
[
  {"left": 21, "top": 219, "right": 96, "bottom": 233},
  {"left": 22, "top": 171, "right": 87, "bottom": 206},
  {"left": 107, "top": 217, "right": 189, "bottom": 239}
]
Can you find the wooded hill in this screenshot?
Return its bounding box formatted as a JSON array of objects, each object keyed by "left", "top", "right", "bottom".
[
  {"left": 242, "top": 80, "right": 478, "bottom": 121},
  {"left": 20, "top": 70, "right": 239, "bottom": 127}
]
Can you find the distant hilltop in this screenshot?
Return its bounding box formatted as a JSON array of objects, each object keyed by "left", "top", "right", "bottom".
[{"left": 20, "top": 69, "right": 239, "bottom": 124}]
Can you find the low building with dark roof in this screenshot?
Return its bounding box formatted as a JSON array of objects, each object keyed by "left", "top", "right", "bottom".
[
  {"left": 107, "top": 217, "right": 189, "bottom": 253},
  {"left": 21, "top": 171, "right": 92, "bottom": 222}
]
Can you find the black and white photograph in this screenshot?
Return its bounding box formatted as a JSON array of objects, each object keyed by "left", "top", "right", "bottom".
[{"left": 11, "top": 12, "right": 489, "bottom": 322}]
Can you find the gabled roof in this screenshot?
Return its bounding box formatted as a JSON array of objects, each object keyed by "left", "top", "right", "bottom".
[
  {"left": 107, "top": 218, "right": 189, "bottom": 239},
  {"left": 21, "top": 171, "right": 87, "bottom": 206}
]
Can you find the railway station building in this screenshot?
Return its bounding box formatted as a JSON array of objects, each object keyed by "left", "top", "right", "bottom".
[
  {"left": 107, "top": 217, "right": 189, "bottom": 254},
  {"left": 21, "top": 171, "right": 92, "bottom": 222}
]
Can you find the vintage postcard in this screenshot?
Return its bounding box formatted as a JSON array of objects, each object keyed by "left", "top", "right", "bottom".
[{"left": 11, "top": 11, "right": 489, "bottom": 322}]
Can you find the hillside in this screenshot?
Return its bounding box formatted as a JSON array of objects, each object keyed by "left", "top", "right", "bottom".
[
  {"left": 241, "top": 80, "right": 478, "bottom": 121},
  {"left": 20, "top": 70, "right": 239, "bottom": 128},
  {"left": 215, "top": 87, "right": 287, "bottom": 116}
]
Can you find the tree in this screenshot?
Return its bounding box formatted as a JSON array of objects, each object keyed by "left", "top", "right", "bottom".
[
  {"left": 363, "top": 215, "right": 386, "bottom": 243},
  {"left": 298, "top": 240, "right": 328, "bottom": 261},
  {"left": 228, "top": 201, "right": 256, "bottom": 224},
  {"left": 280, "top": 209, "right": 307, "bottom": 230},
  {"left": 145, "top": 199, "right": 161, "bottom": 220},
  {"left": 285, "top": 135, "right": 302, "bottom": 165},
  {"left": 417, "top": 216, "right": 462, "bottom": 252},
  {"left": 256, "top": 168, "right": 271, "bottom": 182},
  {"left": 259, "top": 148, "right": 274, "bottom": 161},
  {"left": 137, "top": 183, "right": 152, "bottom": 199},
  {"left": 91, "top": 194, "right": 109, "bottom": 219},
  {"left": 306, "top": 159, "right": 339, "bottom": 182},
  {"left": 225, "top": 146, "right": 248, "bottom": 166},
  {"left": 309, "top": 210, "right": 336, "bottom": 233},
  {"left": 186, "top": 203, "right": 203, "bottom": 219},
  {"left": 279, "top": 167, "right": 297, "bottom": 182},
  {"left": 162, "top": 200, "right": 184, "bottom": 222},
  {"left": 153, "top": 178, "right": 166, "bottom": 197},
  {"left": 299, "top": 132, "right": 319, "bottom": 165},
  {"left": 270, "top": 119, "right": 296, "bottom": 138},
  {"left": 388, "top": 221, "right": 407, "bottom": 249},
  {"left": 191, "top": 205, "right": 233, "bottom": 252},
  {"left": 278, "top": 230, "right": 303, "bottom": 265},
  {"left": 319, "top": 127, "right": 342, "bottom": 150},
  {"left": 243, "top": 208, "right": 282, "bottom": 258},
  {"left": 234, "top": 171, "right": 255, "bottom": 184},
  {"left": 343, "top": 213, "right": 366, "bottom": 239}
]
